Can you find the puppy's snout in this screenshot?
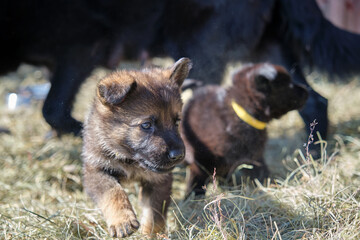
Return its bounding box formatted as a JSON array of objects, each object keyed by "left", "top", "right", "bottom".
[{"left": 167, "top": 148, "right": 185, "bottom": 162}]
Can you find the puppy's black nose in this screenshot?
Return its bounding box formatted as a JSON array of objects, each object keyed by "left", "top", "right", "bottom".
[{"left": 167, "top": 149, "right": 185, "bottom": 162}]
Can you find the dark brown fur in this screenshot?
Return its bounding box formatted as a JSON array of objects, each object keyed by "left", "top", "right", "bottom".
[
  {"left": 181, "top": 63, "right": 308, "bottom": 196},
  {"left": 82, "top": 58, "right": 192, "bottom": 237}
]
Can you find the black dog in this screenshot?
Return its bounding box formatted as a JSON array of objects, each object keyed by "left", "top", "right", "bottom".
[
  {"left": 2, "top": 0, "right": 360, "bottom": 137},
  {"left": 155, "top": 0, "right": 360, "bottom": 140},
  {"left": 1, "top": 0, "right": 167, "bottom": 135}
]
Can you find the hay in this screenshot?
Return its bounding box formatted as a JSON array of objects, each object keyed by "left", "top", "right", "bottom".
[{"left": 1, "top": 63, "right": 359, "bottom": 239}]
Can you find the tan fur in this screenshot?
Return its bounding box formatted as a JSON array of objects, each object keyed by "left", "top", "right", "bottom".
[
  {"left": 82, "top": 58, "right": 191, "bottom": 238},
  {"left": 99, "top": 187, "right": 139, "bottom": 237}
]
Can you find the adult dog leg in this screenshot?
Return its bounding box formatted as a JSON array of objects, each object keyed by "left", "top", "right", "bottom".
[
  {"left": 42, "top": 51, "right": 94, "bottom": 135},
  {"left": 290, "top": 65, "right": 328, "bottom": 139}
]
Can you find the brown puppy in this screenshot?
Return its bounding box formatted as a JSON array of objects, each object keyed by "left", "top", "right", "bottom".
[
  {"left": 181, "top": 63, "right": 308, "bottom": 196},
  {"left": 82, "top": 58, "right": 192, "bottom": 238}
]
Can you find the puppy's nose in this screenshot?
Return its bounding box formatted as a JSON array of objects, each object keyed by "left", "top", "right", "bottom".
[{"left": 167, "top": 149, "right": 185, "bottom": 162}]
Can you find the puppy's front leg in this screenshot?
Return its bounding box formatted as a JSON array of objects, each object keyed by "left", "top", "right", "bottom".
[
  {"left": 139, "top": 173, "right": 172, "bottom": 235},
  {"left": 83, "top": 164, "right": 139, "bottom": 238},
  {"left": 186, "top": 163, "right": 209, "bottom": 197}
]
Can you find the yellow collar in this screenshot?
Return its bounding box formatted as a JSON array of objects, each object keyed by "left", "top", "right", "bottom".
[{"left": 231, "top": 100, "right": 267, "bottom": 130}]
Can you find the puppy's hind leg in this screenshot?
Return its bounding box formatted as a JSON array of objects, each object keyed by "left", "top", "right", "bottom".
[{"left": 139, "top": 173, "right": 173, "bottom": 236}]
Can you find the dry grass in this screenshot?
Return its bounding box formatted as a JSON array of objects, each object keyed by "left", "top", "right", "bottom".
[{"left": 0, "top": 62, "right": 359, "bottom": 239}]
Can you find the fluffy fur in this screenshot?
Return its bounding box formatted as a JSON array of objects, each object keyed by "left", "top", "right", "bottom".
[
  {"left": 181, "top": 63, "right": 308, "bottom": 196},
  {"left": 82, "top": 58, "right": 191, "bottom": 237}
]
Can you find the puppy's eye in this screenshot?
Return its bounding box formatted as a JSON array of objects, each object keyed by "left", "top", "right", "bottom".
[{"left": 141, "top": 122, "right": 152, "bottom": 130}]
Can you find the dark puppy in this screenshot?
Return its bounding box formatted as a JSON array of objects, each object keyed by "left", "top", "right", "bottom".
[
  {"left": 82, "top": 58, "right": 191, "bottom": 237},
  {"left": 181, "top": 63, "right": 308, "bottom": 196}
]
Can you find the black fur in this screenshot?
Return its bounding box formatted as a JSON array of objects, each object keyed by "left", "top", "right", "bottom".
[
  {"left": 0, "top": 0, "right": 166, "bottom": 135},
  {"left": 2, "top": 0, "right": 360, "bottom": 137}
]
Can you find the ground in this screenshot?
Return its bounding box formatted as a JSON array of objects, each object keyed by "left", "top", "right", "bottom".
[{"left": 0, "top": 60, "right": 359, "bottom": 239}]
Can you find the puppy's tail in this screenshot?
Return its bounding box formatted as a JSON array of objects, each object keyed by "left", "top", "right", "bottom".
[
  {"left": 279, "top": 0, "right": 360, "bottom": 79},
  {"left": 181, "top": 78, "right": 204, "bottom": 92}
]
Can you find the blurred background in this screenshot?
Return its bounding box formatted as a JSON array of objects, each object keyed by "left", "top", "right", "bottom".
[
  {"left": 317, "top": 0, "right": 360, "bottom": 33},
  {"left": 1, "top": 1, "right": 360, "bottom": 239}
]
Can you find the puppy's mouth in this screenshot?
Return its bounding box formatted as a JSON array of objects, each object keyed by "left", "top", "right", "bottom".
[{"left": 138, "top": 160, "right": 176, "bottom": 173}]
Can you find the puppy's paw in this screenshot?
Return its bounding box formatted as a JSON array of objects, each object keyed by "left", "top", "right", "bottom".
[
  {"left": 141, "top": 221, "right": 165, "bottom": 236},
  {"left": 106, "top": 209, "right": 140, "bottom": 238}
]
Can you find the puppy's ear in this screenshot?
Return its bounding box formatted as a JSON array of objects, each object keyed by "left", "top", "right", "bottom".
[
  {"left": 169, "top": 58, "right": 192, "bottom": 87},
  {"left": 97, "top": 75, "right": 137, "bottom": 106},
  {"left": 254, "top": 63, "right": 281, "bottom": 92}
]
